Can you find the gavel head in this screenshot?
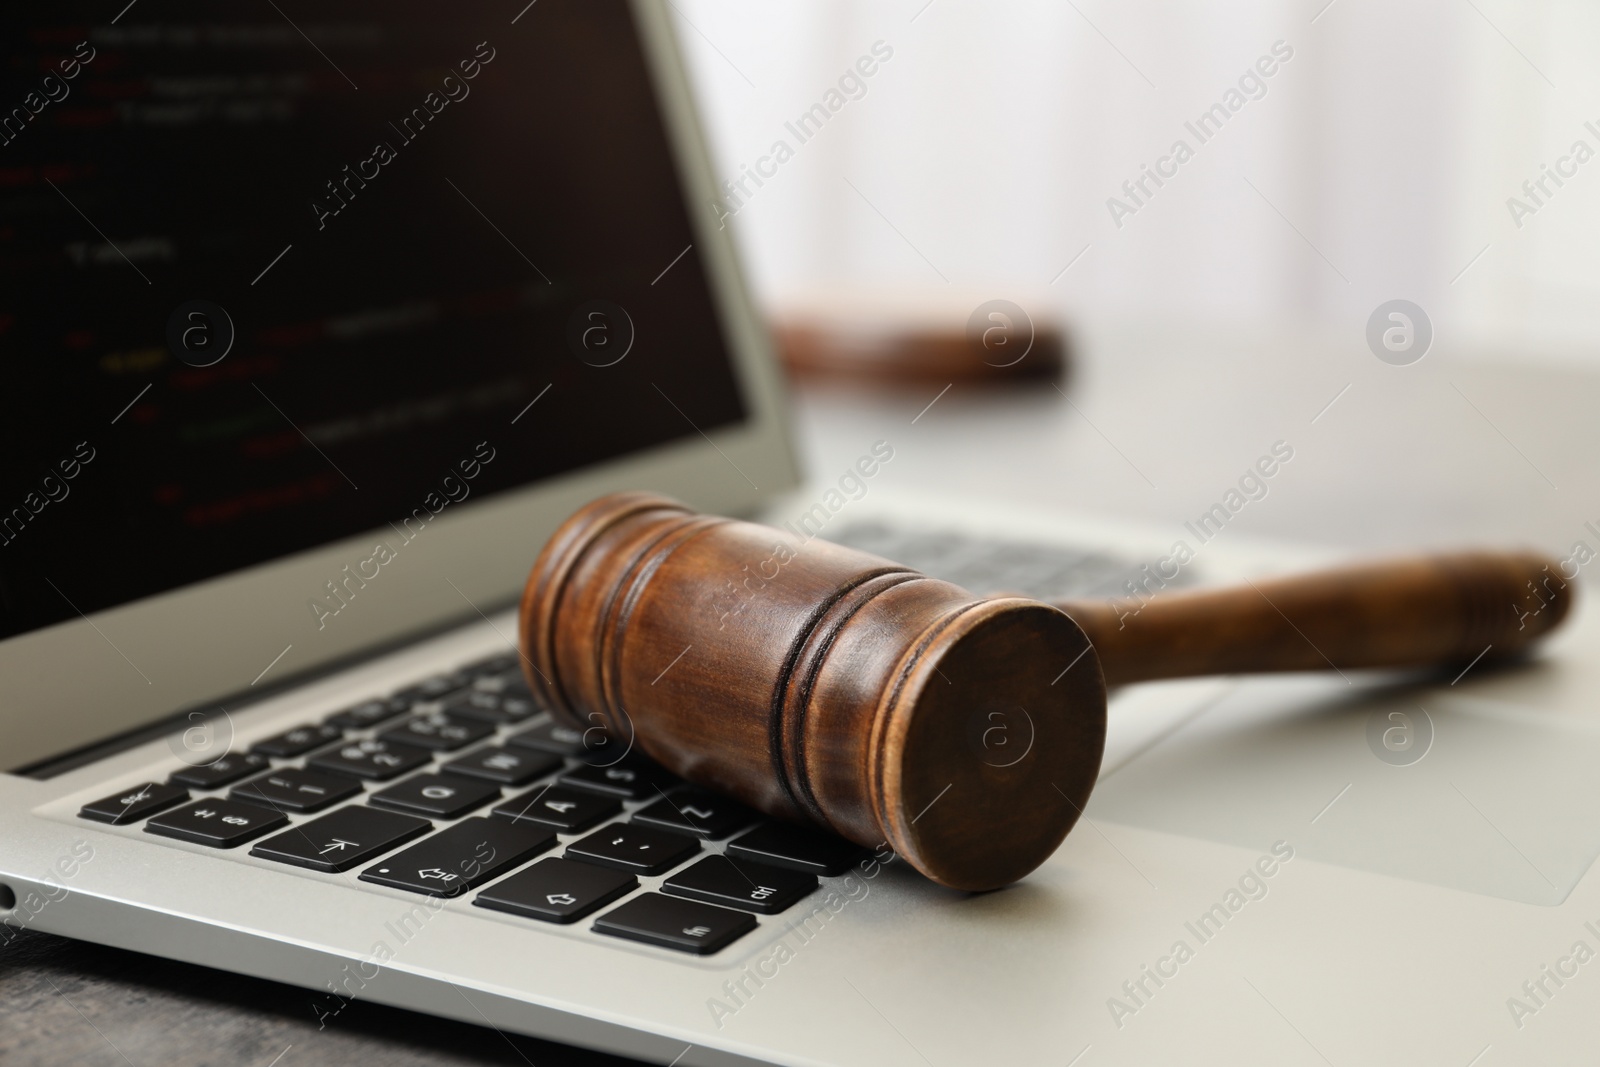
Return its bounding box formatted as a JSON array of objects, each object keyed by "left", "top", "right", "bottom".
[{"left": 519, "top": 492, "right": 1106, "bottom": 891}]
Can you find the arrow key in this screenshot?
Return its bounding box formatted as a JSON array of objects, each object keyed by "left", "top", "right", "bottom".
[
  {"left": 474, "top": 857, "right": 637, "bottom": 924},
  {"left": 251, "top": 805, "right": 431, "bottom": 872},
  {"left": 359, "top": 817, "right": 555, "bottom": 896}
]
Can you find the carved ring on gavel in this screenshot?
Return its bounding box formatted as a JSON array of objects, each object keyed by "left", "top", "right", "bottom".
[{"left": 519, "top": 491, "right": 1574, "bottom": 892}]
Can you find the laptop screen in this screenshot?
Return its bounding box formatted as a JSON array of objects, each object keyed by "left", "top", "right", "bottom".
[{"left": 1, "top": 1, "right": 747, "bottom": 641}]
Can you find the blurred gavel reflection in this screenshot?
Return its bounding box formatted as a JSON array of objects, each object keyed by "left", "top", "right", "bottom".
[
  {"left": 770, "top": 291, "right": 1066, "bottom": 387},
  {"left": 519, "top": 492, "right": 1573, "bottom": 891}
]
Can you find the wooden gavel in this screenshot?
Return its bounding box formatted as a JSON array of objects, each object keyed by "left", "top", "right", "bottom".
[{"left": 518, "top": 491, "right": 1573, "bottom": 891}]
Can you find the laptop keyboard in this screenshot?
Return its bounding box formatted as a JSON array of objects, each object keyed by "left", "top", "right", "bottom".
[
  {"left": 825, "top": 520, "right": 1182, "bottom": 600},
  {"left": 74, "top": 652, "right": 869, "bottom": 957},
  {"left": 74, "top": 524, "right": 1160, "bottom": 957}
]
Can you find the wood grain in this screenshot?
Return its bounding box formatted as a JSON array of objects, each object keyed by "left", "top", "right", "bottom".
[
  {"left": 1062, "top": 551, "right": 1571, "bottom": 686},
  {"left": 520, "top": 492, "right": 1575, "bottom": 892},
  {"left": 18, "top": 353, "right": 1589, "bottom": 1062},
  {"left": 773, "top": 319, "right": 1066, "bottom": 385},
  {"left": 519, "top": 492, "right": 1104, "bottom": 893}
]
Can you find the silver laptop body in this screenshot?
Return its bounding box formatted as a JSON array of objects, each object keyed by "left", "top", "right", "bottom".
[{"left": 4, "top": 4, "right": 1597, "bottom": 1064}]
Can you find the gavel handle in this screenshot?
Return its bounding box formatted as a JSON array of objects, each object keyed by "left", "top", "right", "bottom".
[{"left": 1057, "top": 551, "right": 1573, "bottom": 687}]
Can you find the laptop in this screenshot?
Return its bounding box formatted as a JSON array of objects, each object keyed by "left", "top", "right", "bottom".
[{"left": 5, "top": 3, "right": 1597, "bottom": 1064}]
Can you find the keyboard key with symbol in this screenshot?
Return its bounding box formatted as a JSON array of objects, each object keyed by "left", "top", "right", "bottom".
[
  {"left": 325, "top": 697, "right": 411, "bottom": 731},
  {"left": 442, "top": 746, "right": 561, "bottom": 786},
  {"left": 251, "top": 806, "right": 431, "bottom": 873},
  {"left": 565, "top": 823, "right": 699, "bottom": 876},
  {"left": 464, "top": 653, "right": 519, "bottom": 677},
  {"left": 251, "top": 724, "right": 343, "bottom": 758},
  {"left": 471, "top": 668, "right": 531, "bottom": 694},
  {"left": 662, "top": 855, "right": 818, "bottom": 914},
  {"left": 443, "top": 688, "right": 537, "bottom": 724},
  {"left": 145, "top": 798, "right": 287, "bottom": 848},
  {"left": 380, "top": 711, "right": 494, "bottom": 752},
  {"left": 491, "top": 785, "right": 619, "bottom": 833},
  {"left": 474, "top": 857, "right": 637, "bottom": 923},
  {"left": 359, "top": 817, "right": 555, "bottom": 896},
  {"left": 725, "top": 822, "right": 869, "bottom": 876},
  {"left": 79, "top": 782, "right": 189, "bottom": 825},
  {"left": 308, "top": 738, "right": 432, "bottom": 780},
  {"left": 370, "top": 773, "right": 500, "bottom": 818},
  {"left": 593, "top": 893, "right": 756, "bottom": 955},
  {"left": 632, "top": 789, "right": 757, "bottom": 840},
  {"left": 569, "top": 737, "right": 652, "bottom": 768},
  {"left": 559, "top": 758, "right": 680, "bottom": 801},
  {"left": 391, "top": 673, "right": 471, "bottom": 706},
  {"left": 507, "top": 719, "right": 588, "bottom": 756},
  {"left": 168, "top": 753, "right": 269, "bottom": 790},
  {"left": 481, "top": 675, "right": 533, "bottom": 705},
  {"left": 231, "top": 768, "right": 361, "bottom": 813}
]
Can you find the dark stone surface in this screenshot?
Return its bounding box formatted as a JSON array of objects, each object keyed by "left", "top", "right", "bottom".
[{"left": 0, "top": 927, "right": 647, "bottom": 1067}]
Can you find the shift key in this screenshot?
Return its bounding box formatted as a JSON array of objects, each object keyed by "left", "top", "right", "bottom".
[{"left": 359, "top": 817, "right": 554, "bottom": 897}]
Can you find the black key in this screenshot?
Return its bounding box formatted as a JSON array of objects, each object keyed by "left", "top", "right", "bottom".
[
  {"left": 448, "top": 688, "right": 508, "bottom": 715},
  {"left": 145, "top": 798, "right": 287, "bottom": 848},
  {"left": 359, "top": 817, "right": 555, "bottom": 897},
  {"left": 725, "top": 822, "right": 869, "bottom": 876},
  {"left": 251, "top": 723, "right": 343, "bottom": 758},
  {"left": 632, "top": 790, "right": 757, "bottom": 840},
  {"left": 307, "top": 737, "right": 432, "bottom": 781},
  {"left": 569, "top": 735, "right": 649, "bottom": 767},
  {"left": 559, "top": 758, "right": 680, "bottom": 801},
  {"left": 380, "top": 711, "right": 494, "bottom": 752},
  {"left": 489, "top": 671, "right": 534, "bottom": 697},
  {"left": 442, "top": 746, "right": 561, "bottom": 786},
  {"left": 370, "top": 774, "right": 500, "bottom": 819},
  {"left": 391, "top": 672, "right": 471, "bottom": 706},
  {"left": 470, "top": 668, "right": 528, "bottom": 694},
  {"left": 168, "top": 753, "right": 269, "bottom": 789},
  {"left": 464, "top": 653, "right": 519, "bottom": 677},
  {"left": 251, "top": 806, "right": 431, "bottom": 873},
  {"left": 662, "top": 855, "right": 818, "bottom": 914},
  {"left": 325, "top": 697, "right": 411, "bottom": 731},
  {"left": 472, "top": 673, "right": 534, "bottom": 713},
  {"left": 593, "top": 893, "right": 756, "bottom": 955},
  {"left": 507, "top": 718, "right": 588, "bottom": 756},
  {"left": 231, "top": 768, "right": 362, "bottom": 813},
  {"left": 474, "top": 858, "right": 637, "bottom": 924},
  {"left": 79, "top": 782, "right": 188, "bottom": 825},
  {"left": 566, "top": 823, "right": 699, "bottom": 876},
  {"left": 492, "top": 785, "right": 619, "bottom": 834},
  {"left": 443, "top": 688, "right": 538, "bottom": 725}
]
